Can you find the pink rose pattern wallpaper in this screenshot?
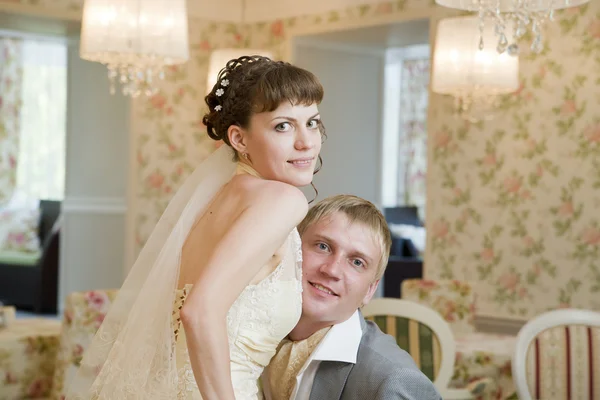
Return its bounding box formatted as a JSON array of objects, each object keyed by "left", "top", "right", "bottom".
[
  {"left": 2, "top": 0, "right": 599, "bottom": 320},
  {"left": 426, "top": 2, "right": 600, "bottom": 319}
]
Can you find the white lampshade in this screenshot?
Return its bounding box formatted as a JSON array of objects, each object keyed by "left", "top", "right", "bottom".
[
  {"left": 432, "top": 16, "right": 519, "bottom": 98},
  {"left": 207, "top": 49, "right": 274, "bottom": 93},
  {"left": 435, "top": 0, "right": 589, "bottom": 12},
  {"left": 80, "top": 0, "right": 189, "bottom": 97}
]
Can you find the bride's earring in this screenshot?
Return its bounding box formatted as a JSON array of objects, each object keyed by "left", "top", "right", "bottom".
[{"left": 243, "top": 153, "right": 251, "bottom": 162}]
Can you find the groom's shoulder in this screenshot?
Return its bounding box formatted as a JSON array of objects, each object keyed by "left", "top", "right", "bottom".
[
  {"left": 348, "top": 320, "right": 441, "bottom": 398},
  {"left": 357, "top": 320, "right": 419, "bottom": 370}
]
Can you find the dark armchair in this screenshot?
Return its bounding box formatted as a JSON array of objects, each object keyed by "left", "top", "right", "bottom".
[
  {"left": 382, "top": 206, "right": 423, "bottom": 298},
  {"left": 0, "top": 200, "right": 61, "bottom": 313}
]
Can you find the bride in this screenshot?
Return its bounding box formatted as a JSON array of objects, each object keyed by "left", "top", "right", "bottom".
[{"left": 66, "top": 56, "right": 325, "bottom": 399}]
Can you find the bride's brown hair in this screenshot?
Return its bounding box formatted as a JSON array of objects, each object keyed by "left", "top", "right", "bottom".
[{"left": 203, "top": 55, "right": 326, "bottom": 199}]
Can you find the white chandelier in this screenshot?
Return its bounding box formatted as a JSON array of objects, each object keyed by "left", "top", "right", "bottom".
[
  {"left": 432, "top": 15, "right": 520, "bottom": 122},
  {"left": 435, "top": 0, "right": 589, "bottom": 55},
  {"left": 80, "top": 0, "right": 190, "bottom": 97}
]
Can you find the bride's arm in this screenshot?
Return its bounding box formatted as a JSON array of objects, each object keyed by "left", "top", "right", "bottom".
[{"left": 180, "top": 181, "right": 308, "bottom": 400}]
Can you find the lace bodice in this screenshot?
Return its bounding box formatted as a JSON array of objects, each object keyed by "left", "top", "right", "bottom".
[{"left": 172, "top": 228, "right": 303, "bottom": 399}]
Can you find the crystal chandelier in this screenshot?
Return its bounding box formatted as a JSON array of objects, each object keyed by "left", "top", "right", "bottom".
[
  {"left": 80, "top": 0, "right": 190, "bottom": 97},
  {"left": 435, "top": 0, "right": 589, "bottom": 55},
  {"left": 432, "top": 16, "right": 520, "bottom": 122}
]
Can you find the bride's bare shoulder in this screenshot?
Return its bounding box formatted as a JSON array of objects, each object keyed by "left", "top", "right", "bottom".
[{"left": 228, "top": 175, "right": 308, "bottom": 219}]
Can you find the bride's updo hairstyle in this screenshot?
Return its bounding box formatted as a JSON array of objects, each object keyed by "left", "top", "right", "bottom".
[{"left": 202, "top": 55, "right": 326, "bottom": 160}]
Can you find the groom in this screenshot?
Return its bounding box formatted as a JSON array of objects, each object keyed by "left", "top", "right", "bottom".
[{"left": 262, "top": 195, "right": 441, "bottom": 400}]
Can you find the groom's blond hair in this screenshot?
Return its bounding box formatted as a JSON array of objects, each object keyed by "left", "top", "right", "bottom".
[{"left": 298, "top": 195, "right": 391, "bottom": 280}]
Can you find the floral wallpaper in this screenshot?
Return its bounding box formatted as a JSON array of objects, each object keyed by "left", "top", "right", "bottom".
[
  {"left": 3, "top": 0, "right": 599, "bottom": 321},
  {"left": 0, "top": 37, "right": 23, "bottom": 204},
  {"left": 426, "top": 2, "right": 600, "bottom": 319}
]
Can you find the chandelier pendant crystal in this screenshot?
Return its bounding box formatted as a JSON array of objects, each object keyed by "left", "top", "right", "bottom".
[
  {"left": 435, "top": 0, "right": 590, "bottom": 55},
  {"left": 80, "top": 0, "right": 190, "bottom": 97}
]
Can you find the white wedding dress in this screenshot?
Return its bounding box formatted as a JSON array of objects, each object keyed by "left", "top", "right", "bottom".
[
  {"left": 172, "top": 229, "right": 303, "bottom": 399},
  {"left": 65, "top": 146, "right": 304, "bottom": 400}
]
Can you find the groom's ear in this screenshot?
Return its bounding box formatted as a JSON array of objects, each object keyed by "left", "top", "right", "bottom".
[
  {"left": 228, "top": 125, "right": 247, "bottom": 154},
  {"left": 361, "top": 279, "right": 380, "bottom": 307}
]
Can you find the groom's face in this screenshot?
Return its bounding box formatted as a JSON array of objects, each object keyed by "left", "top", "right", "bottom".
[{"left": 300, "top": 211, "right": 381, "bottom": 325}]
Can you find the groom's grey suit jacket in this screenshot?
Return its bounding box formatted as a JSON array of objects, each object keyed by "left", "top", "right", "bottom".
[{"left": 308, "top": 314, "right": 442, "bottom": 400}]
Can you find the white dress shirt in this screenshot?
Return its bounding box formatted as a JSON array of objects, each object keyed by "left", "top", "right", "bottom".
[{"left": 263, "top": 310, "right": 363, "bottom": 400}]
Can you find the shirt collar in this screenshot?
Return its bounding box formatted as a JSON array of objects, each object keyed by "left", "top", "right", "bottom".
[{"left": 309, "top": 310, "right": 363, "bottom": 364}]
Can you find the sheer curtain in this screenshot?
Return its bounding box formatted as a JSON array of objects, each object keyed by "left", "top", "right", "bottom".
[
  {"left": 16, "top": 38, "right": 67, "bottom": 201},
  {"left": 0, "top": 37, "right": 23, "bottom": 204},
  {"left": 398, "top": 58, "right": 429, "bottom": 219}
]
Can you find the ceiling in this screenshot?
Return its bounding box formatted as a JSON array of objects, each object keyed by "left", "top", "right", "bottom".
[{"left": 186, "top": 0, "right": 388, "bottom": 22}]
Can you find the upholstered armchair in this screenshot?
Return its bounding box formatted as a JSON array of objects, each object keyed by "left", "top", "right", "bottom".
[
  {"left": 51, "top": 289, "right": 119, "bottom": 399},
  {"left": 0, "top": 318, "right": 61, "bottom": 400},
  {"left": 401, "top": 279, "right": 516, "bottom": 399}
]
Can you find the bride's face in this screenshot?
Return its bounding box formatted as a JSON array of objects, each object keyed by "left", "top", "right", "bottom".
[{"left": 237, "top": 102, "right": 322, "bottom": 187}]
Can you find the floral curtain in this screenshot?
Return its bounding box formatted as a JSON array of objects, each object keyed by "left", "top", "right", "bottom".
[
  {"left": 398, "top": 58, "right": 429, "bottom": 219},
  {"left": 0, "top": 37, "right": 24, "bottom": 204}
]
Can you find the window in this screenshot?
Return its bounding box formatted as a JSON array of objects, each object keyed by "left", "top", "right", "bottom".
[
  {"left": 381, "top": 44, "right": 430, "bottom": 219},
  {"left": 16, "top": 37, "right": 67, "bottom": 201}
]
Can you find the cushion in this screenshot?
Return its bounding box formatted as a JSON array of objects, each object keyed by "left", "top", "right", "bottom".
[
  {"left": 0, "top": 250, "right": 41, "bottom": 266},
  {"left": 401, "top": 279, "right": 476, "bottom": 336},
  {"left": 51, "top": 290, "right": 119, "bottom": 399},
  {"left": 0, "top": 318, "right": 61, "bottom": 399},
  {"left": 453, "top": 332, "right": 516, "bottom": 397},
  {"left": 0, "top": 206, "right": 41, "bottom": 253}
]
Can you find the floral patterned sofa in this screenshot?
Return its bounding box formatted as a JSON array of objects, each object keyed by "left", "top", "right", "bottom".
[
  {"left": 0, "top": 318, "right": 61, "bottom": 400},
  {"left": 51, "top": 289, "right": 119, "bottom": 399},
  {"left": 401, "top": 279, "right": 517, "bottom": 399}
]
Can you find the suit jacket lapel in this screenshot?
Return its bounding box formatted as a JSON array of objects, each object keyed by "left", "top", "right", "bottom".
[
  {"left": 308, "top": 312, "right": 367, "bottom": 400},
  {"left": 309, "top": 361, "right": 354, "bottom": 400}
]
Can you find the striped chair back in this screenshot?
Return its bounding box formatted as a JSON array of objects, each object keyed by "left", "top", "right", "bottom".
[
  {"left": 362, "top": 298, "right": 456, "bottom": 393},
  {"left": 365, "top": 314, "right": 442, "bottom": 381},
  {"left": 513, "top": 309, "right": 600, "bottom": 400},
  {"left": 524, "top": 325, "right": 600, "bottom": 400}
]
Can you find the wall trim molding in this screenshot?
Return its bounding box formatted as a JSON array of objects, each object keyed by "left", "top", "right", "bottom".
[
  {"left": 476, "top": 315, "right": 528, "bottom": 336},
  {"left": 62, "top": 196, "right": 127, "bottom": 214}
]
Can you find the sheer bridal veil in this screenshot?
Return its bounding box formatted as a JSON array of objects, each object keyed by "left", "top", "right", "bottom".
[{"left": 66, "top": 145, "right": 237, "bottom": 399}]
